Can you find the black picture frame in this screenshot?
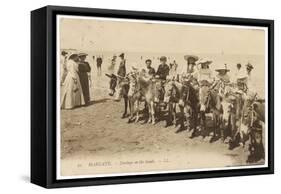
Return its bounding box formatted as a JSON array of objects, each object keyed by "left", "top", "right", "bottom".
[{"left": 31, "top": 5, "right": 274, "bottom": 188}]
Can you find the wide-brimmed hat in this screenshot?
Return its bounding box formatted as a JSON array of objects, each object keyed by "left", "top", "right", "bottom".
[
  {"left": 78, "top": 52, "right": 88, "bottom": 57},
  {"left": 215, "top": 64, "right": 230, "bottom": 73},
  {"left": 68, "top": 53, "right": 79, "bottom": 60},
  {"left": 237, "top": 73, "right": 248, "bottom": 82},
  {"left": 184, "top": 55, "right": 199, "bottom": 62},
  {"left": 197, "top": 58, "right": 212, "bottom": 66}
]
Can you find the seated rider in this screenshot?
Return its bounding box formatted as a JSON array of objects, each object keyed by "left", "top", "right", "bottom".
[
  {"left": 211, "top": 64, "right": 231, "bottom": 97},
  {"left": 144, "top": 59, "right": 156, "bottom": 79},
  {"left": 192, "top": 58, "right": 214, "bottom": 111},
  {"left": 156, "top": 56, "right": 170, "bottom": 102},
  {"left": 156, "top": 56, "right": 170, "bottom": 80}
]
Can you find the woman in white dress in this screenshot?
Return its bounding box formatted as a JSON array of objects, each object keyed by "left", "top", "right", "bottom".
[{"left": 61, "top": 54, "right": 85, "bottom": 109}]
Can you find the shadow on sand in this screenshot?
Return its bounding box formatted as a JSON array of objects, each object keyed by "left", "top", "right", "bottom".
[{"left": 87, "top": 98, "right": 111, "bottom": 106}]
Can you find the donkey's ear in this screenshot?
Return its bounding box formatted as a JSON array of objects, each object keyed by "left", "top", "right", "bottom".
[{"left": 105, "top": 73, "right": 112, "bottom": 78}]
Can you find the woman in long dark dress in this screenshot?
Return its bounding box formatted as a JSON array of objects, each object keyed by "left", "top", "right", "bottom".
[{"left": 78, "top": 53, "right": 91, "bottom": 105}]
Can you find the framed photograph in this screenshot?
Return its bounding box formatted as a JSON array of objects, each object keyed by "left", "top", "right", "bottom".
[{"left": 31, "top": 5, "right": 274, "bottom": 188}]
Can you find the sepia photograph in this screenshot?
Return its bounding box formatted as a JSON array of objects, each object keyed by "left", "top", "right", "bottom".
[{"left": 56, "top": 15, "right": 268, "bottom": 179}]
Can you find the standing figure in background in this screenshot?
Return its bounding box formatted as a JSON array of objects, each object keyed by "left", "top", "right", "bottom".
[
  {"left": 78, "top": 53, "right": 91, "bottom": 105},
  {"left": 117, "top": 53, "right": 126, "bottom": 77},
  {"left": 245, "top": 62, "right": 255, "bottom": 94},
  {"left": 115, "top": 53, "right": 127, "bottom": 101},
  {"left": 60, "top": 51, "right": 68, "bottom": 85},
  {"left": 96, "top": 56, "right": 103, "bottom": 76},
  {"left": 61, "top": 54, "right": 85, "bottom": 109},
  {"left": 89, "top": 56, "right": 95, "bottom": 87},
  {"left": 169, "top": 60, "right": 178, "bottom": 80},
  {"left": 233, "top": 63, "right": 242, "bottom": 83},
  {"left": 108, "top": 55, "right": 117, "bottom": 75}
]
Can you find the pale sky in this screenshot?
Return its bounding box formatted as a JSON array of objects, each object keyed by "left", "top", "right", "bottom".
[{"left": 59, "top": 16, "right": 266, "bottom": 55}]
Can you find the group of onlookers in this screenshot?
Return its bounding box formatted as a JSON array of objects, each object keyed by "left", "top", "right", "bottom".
[
  {"left": 60, "top": 51, "right": 127, "bottom": 109},
  {"left": 60, "top": 52, "right": 91, "bottom": 109}
]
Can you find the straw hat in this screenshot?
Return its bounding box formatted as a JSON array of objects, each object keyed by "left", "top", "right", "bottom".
[
  {"left": 197, "top": 58, "right": 212, "bottom": 66},
  {"left": 215, "top": 64, "right": 230, "bottom": 73}
]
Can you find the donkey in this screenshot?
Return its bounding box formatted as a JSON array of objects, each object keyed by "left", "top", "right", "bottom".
[
  {"left": 196, "top": 84, "right": 224, "bottom": 141},
  {"left": 229, "top": 92, "right": 265, "bottom": 163},
  {"left": 163, "top": 80, "right": 182, "bottom": 127},
  {"left": 106, "top": 73, "right": 130, "bottom": 118},
  {"left": 134, "top": 74, "right": 162, "bottom": 124},
  {"left": 178, "top": 80, "right": 199, "bottom": 132}
]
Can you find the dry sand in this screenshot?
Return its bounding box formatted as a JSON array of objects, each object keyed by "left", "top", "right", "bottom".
[{"left": 60, "top": 86, "right": 264, "bottom": 177}]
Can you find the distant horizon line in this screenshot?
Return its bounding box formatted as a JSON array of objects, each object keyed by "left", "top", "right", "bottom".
[{"left": 61, "top": 48, "right": 265, "bottom": 56}]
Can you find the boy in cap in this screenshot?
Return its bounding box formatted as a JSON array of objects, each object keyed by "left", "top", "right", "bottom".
[{"left": 156, "top": 56, "right": 170, "bottom": 80}]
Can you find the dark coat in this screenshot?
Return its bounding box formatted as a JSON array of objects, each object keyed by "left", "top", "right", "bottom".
[
  {"left": 117, "top": 59, "right": 126, "bottom": 77},
  {"left": 156, "top": 63, "right": 170, "bottom": 80},
  {"left": 78, "top": 61, "right": 91, "bottom": 104},
  {"left": 96, "top": 57, "right": 103, "bottom": 68},
  {"left": 147, "top": 67, "right": 156, "bottom": 76}
]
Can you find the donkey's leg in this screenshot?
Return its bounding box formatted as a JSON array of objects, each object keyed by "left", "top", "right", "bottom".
[
  {"left": 122, "top": 97, "right": 128, "bottom": 118},
  {"left": 185, "top": 105, "right": 192, "bottom": 130},
  {"left": 135, "top": 100, "right": 140, "bottom": 123},
  {"left": 213, "top": 112, "right": 218, "bottom": 138},
  {"left": 179, "top": 105, "right": 185, "bottom": 130},
  {"left": 151, "top": 101, "right": 156, "bottom": 125},
  {"left": 165, "top": 103, "right": 172, "bottom": 127},
  {"left": 172, "top": 103, "right": 177, "bottom": 127},
  {"left": 147, "top": 101, "right": 152, "bottom": 123},
  {"left": 192, "top": 107, "right": 198, "bottom": 132},
  {"left": 128, "top": 97, "right": 134, "bottom": 122},
  {"left": 201, "top": 111, "right": 207, "bottom": 137}
]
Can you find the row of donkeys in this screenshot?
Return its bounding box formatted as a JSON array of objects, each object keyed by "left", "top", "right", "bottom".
[{"left": 106, "top": 70, "right": 265, "bottom": 163}]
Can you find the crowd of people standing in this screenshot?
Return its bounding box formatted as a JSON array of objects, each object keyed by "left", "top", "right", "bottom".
[{"left": 60, "top": 50, "right": 256, "bottom": 110}]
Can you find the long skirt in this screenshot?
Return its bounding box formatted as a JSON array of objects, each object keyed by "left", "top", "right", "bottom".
[
  {"left": 61, "top": 73, "right": 85, "bottom": 109},
  {"left": 79, "top": 72, "right": 90, "bottom": 104}
]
